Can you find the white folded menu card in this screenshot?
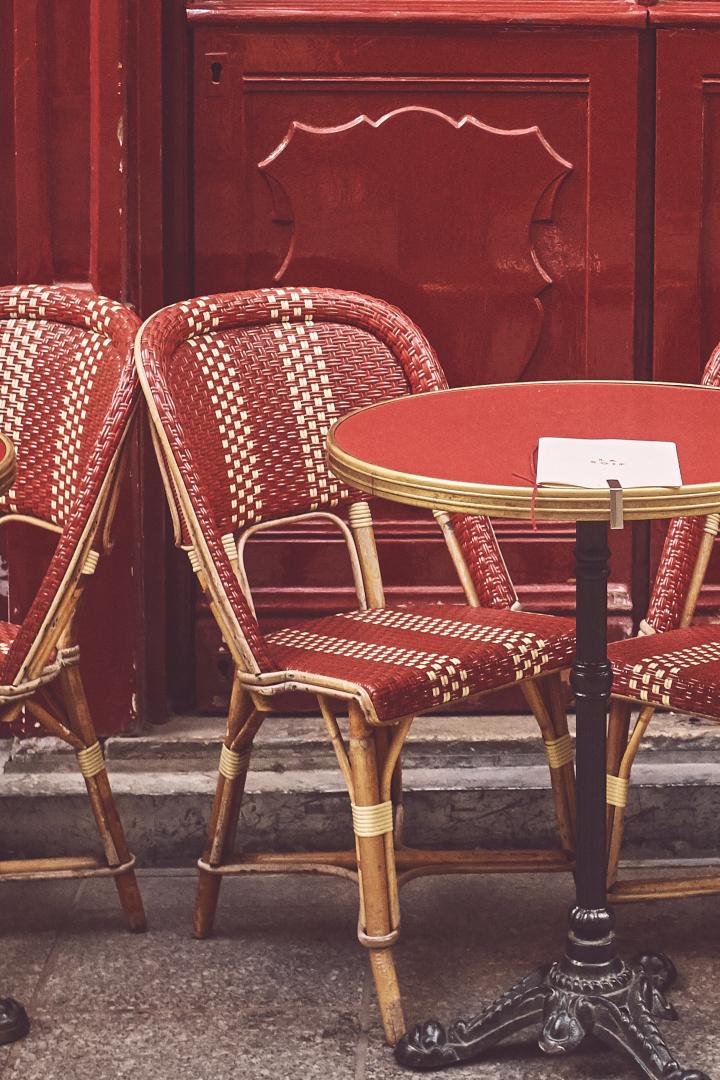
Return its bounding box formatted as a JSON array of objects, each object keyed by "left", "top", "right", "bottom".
[{"left": 536, "top": 438, "right": 682, "bottom": 489}]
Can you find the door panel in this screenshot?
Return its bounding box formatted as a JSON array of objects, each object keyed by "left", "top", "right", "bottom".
[
  {"left": 191, "top": 23, "right": 640, "bottom": 707},
  {"left": 653, "top": 28, "right": 720, "bottom": 613}
]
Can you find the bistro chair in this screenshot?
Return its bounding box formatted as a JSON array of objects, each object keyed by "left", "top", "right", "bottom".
[
  {"left": 136, "top": 286, "right": 576, "bottom": 1043},
  {"left": 0, "top": 285, "right": 144, "bottom": 931},
  {"left": 606, "top": 343, "right": 720, "bottom": 904}
]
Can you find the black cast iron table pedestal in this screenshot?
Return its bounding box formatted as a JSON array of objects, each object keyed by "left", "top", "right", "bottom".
[{"left": 395, "top": 521, "right": 708, "bottom": 1080}]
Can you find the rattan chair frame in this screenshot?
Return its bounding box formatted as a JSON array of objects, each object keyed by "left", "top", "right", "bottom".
[
  {"left": 605, "top": 344, "right": 720, "bottom": 904},
  {"left": 136, "top": 287, "right": 576, "bottom": 1043},
  {"left": 0, "top": 286, "right": 145, "bottom": 931}
]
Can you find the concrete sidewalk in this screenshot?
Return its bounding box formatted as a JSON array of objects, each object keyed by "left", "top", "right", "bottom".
[{"left": 1, "top": 867, "right": 718, "bottom": 1080}]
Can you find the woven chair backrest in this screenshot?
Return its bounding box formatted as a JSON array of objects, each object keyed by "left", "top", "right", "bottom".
[
  {"left": 645, "top": 345, "right": 720, "bottom": 633},
  {"left": 138, "top": 287, "right": 516, "bottom": 674},
  {"left": 0, "top": 286, "right": 139, "bottom": 682}
]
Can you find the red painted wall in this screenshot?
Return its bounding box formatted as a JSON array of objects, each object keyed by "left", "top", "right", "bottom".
[{"left": 3, "top": 0, "right": 720, "bottom": 720}]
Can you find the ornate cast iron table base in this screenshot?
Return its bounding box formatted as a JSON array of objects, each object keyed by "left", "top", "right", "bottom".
[
  {"left": 396, "top": 950, "right": 708, "bottom": 1079},
  {"left": 395, "top": 521, "right": 710, "bottom": 1080},
  {"left": 0, "top": 998, "right": 29, "bottom": 1045}
]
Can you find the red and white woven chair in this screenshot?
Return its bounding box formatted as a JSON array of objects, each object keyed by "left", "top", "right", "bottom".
[
  {"left": 606, "top": 343, "right": 720, "bottom": 905},
  {"left": 0, "top": 285, "right": 144, "bottom": 931},
  {"left": 136, "top": 286, "right": 576, "bottom": 1043}
]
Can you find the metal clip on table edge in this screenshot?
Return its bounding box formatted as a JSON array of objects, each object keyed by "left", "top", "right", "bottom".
[{"left": 607, "top": 478, "right": 623, "bottom": 530}]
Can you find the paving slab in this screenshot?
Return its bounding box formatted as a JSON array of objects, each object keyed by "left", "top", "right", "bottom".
[
  {"left": 365, "top": 872, "right": 720, "bottom": 1080},
  {"left": 0, "top": 873, "right": 363, "bottom": 1080},
  {"left": 0, "top": 882, "right": 81, "bottom": 1076},
  {"left": 0, "top": 869, "right": 720, "bottom": 1079}
]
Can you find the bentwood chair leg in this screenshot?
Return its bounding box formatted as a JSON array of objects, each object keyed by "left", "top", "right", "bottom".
[
  {"left": 348, "top": 704, "right": 404, "bottom": 1045},
  {"left": 372, "top": 726, "right": 406, "bottom": 848},
  {"left": 522, "top": 676, "right": 575, "bottom": 858},
  {"left": 390, "top": 753, "right": 405, "bottom": 848},
  {"left": 607, "top": 702, "right": 655, "bottom": 888},
  {"left": 606, "top": 699, "right": 632, "bottom": 878},
  {"left": 545, "top": 672, "right": 577, "bottom": 840},
  {"left": 60, "top": 664, "right": 146, "bottom": 931},
  {"left": 193, "top": 683, "right": 261, "bottom": 939}
]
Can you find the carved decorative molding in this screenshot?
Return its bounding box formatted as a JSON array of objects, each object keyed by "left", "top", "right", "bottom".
[{"left": 259, "top": 106, "right": 572, "bottom": 383}]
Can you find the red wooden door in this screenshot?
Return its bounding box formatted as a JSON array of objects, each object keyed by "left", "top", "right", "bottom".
[
  {"left": 190, "top": 11, "right": 643, "bottom": 707},
  {"left": 652, "top": 16, "right": 720, "bottom": 615},
  {"left": 0, "top": 0, "right": 167, "bottom": 733}
]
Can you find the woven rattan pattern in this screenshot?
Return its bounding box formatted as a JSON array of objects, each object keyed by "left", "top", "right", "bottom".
[
  {"left": 168, "top": 321, "right": 411, "bottom": 531},
  {"left": 645, "top": 344, "right": 720, "bottom": 633},
  {"left": 609, "top": 624, "right": 720, "bottom": 718},
  {"left": 0, "top": 619, "right": 57, "bottom": 676},
  {"left": 0, "top": 286, "right": 139, "bottom": 684},
  {"left": 0, "top": 620, "right": 37, "bottom": 658},
  {"left": 269, "top": 604, "right": 575, "bottom": 722},
  {"left": 139, "top": 288, "right": 516, "bottom": 672}
]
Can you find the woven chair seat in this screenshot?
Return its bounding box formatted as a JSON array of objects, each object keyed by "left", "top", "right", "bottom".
[
  {"left": 267, "top": 603, "right": 576, "bottom": 723},
  {"left": 609, "top": 625, "right": 720, "bottom": 719}
]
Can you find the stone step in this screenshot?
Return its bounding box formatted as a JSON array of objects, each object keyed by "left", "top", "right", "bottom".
[
  {"left": 1, "top": 746, "right": 720, "bottom": 866},
  {"left": 6, "top": 710, "right": 720, "bottom": 774}
]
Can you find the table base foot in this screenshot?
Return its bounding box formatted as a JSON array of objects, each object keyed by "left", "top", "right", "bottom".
[
  {"left": 0, "top": 998, "right": 29, "bottom": 1045},
  {"left": 395, "top": 953, "right": 707, "bottom": 1079}
]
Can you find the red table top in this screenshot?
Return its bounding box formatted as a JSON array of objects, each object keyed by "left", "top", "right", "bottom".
[{"left": 328, "top": 381, "right": 720, "bottom": 522}]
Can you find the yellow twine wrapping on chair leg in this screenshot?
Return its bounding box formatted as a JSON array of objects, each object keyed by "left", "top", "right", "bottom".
[
  {"left": 357, "top": 923, "right": 399, "bottom": 949},
  {"left": 353, "top": 798, "right": 400, "bottom": 948},
  {"left": 348, "top": 501, "right": 373, "bottom": 529},
  {"left": 218, "top": 744, "right": 251, "bottom": 780},
  {"left": 351, "top": 800, "right": 394, "bottom": 838},
  {"left": 76, "top": 742, "right": 105, "bottom": 779},
  {"left": 606, "top": 773, "right": 629, "bottom": 807},
  {"left": 544, "top": 734, "right": 573, "bottom": 769},
  {"left": 81, "top": 550, "right": 100, "bottom": 576}
]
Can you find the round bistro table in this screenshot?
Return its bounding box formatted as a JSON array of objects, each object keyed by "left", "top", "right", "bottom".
[
  {"left": 328, "top": 381, "right": 720, "bottom": 1080},
  {"left": 0, "top": 434, "right": 30, "bottom": 1047}
]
